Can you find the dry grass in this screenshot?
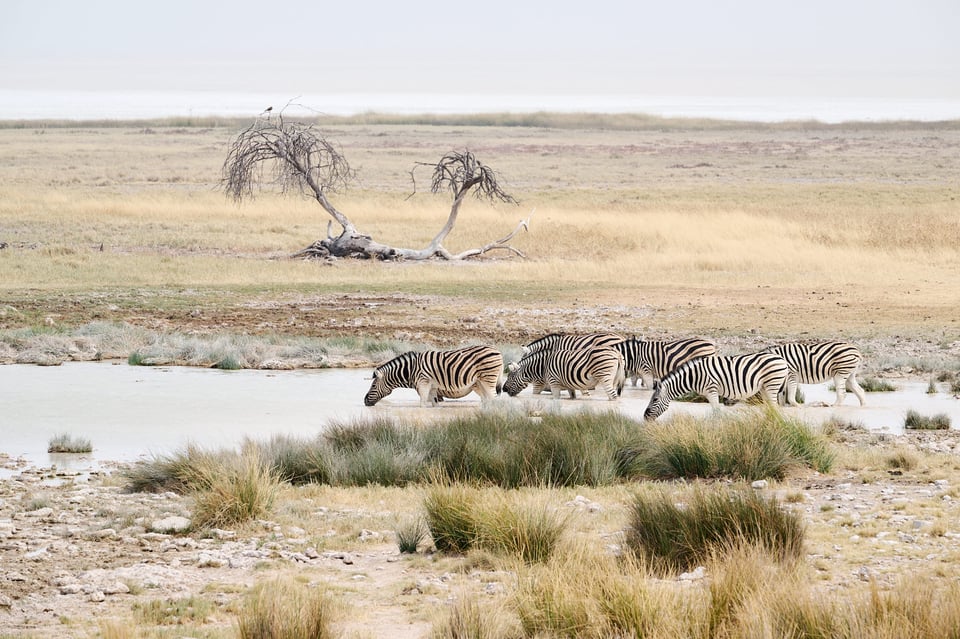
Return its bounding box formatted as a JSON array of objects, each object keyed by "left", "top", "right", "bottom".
[{"left": 1, "top": 124, "right": 959, "bottom": 341}]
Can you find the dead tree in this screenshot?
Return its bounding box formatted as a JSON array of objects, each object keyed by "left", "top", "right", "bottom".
[{"left": 221, "top": 112, "right": 529, "bottom": 260}]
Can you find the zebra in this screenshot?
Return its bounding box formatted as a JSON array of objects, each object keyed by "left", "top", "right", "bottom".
[
  {"left": 764, "top": 341, "right": 866, "bottom": 406},
  {"left": 503, "top": 350, "right": 576, "bottom": 398},
  {"left": 364, "top": 345, "right": 503, "bottom": 407},
  {"left": 614, "top": 337, "right": 718, "bottom": 388},
  {"left": 643, "top": 352, "right": 790, "bottom": 421},
  {"left": 504, "top": 347, "right": 625, "bottom": 401},
  {"left": 521, "top": 331, "right": 624, "bottom": 356}
]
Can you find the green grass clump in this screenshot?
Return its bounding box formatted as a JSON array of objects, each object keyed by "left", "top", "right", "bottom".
[
  {"left": 624, "top": 485, "right": 805, "bottom": 574},
  {"left": 904, "top": 410, "right": 951, "bottom": 430},
  {"left": 424, "top": 485, "right": 568, "bottom": 563},
  {"left": 860, "top": 376, "right": 897, "bottom": 392},
  {"left": 636, "top": 408, "right": 834, "bottom": 481},
  {"left": 47, "top": 433, "right": 92, "bottom": 453},
  {"left": 237, "top": 578, "right": 336, "bottom": 639},
  {"left": 396, "top": 516, "right": 429, "bottom": 554}
]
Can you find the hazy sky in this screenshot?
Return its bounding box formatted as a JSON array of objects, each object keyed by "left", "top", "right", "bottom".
[{"left": 2, "top": 0, "right": 958, "bottom": 98}]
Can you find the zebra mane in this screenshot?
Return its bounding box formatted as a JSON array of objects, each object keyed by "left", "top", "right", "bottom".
[{"left": 374, "top": 351, "right": 419, "bottom": 375}]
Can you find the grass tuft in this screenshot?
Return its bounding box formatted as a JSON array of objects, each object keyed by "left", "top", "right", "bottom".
[
  {"left": 237, "top": 578, "right": 337, "bottom": 639},
  {"left": 624, "top": 484, "right": 805, "bottom": 574},
  {"left": 904, "top": 409, "right": 951, "bottom": 430},
  {"left": 47, "top": 433, "right": 93, "bottom": 453},
  {"left": 189, "top": 445, "right": 282, "bottom": 529}
]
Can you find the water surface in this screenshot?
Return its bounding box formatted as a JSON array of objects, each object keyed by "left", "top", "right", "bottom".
[{"left": 2, "top": 363, "right": 958, "bottom": 470}]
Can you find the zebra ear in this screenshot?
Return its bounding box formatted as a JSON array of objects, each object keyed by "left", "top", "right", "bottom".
[{"left": 651, "top": 380, "right": 661, "bottom": 392}]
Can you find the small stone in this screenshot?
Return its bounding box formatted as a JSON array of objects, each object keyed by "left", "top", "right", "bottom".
[
  {"left": 751, "top": 480, "right": 768, "bottom": 490},
  {"left": 679, "top": 566, "right": 706, "bottom": 581},
  {"left": 87, "top": 590, "right": 106, "bottom": 603},
  {"left": 151, "top": 516, "right": 191, "bottom": 534}
]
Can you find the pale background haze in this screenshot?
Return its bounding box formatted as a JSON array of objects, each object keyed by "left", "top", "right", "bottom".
[{"left": 1, "top": 0, "right": 958, "bottom": 119}]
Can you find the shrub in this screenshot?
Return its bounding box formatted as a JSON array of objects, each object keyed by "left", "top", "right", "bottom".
[
  {"left": 624, "top": 485, "right": 805, "bottom": 573},
  {"left": 904, "top": 410, "right": 951, "bottom": 430},
  {"left": 47, "top": 433, "right": 92, "bottom": 454},
  {"left": 237, "top": 578, "right": 336, "bottom": 639}
]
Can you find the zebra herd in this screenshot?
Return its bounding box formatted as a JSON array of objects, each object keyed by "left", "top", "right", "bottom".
[{"left": 362, "top": 332, "right": 867, "bottom": 421}]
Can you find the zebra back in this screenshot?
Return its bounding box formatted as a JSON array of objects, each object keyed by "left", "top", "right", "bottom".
[
  {"left": 765, "top": 341, "right": 862, "bottom": 384},
  {"left": 546, "top": 347, "right": 625, "bottom": 400},
  {"left": 364, "top": 345, "right": 503, "bottom": 406},
  {"left": 615, "top": 337, "right": 717, "bottom": 385},
  {"left": 521, "top": 332, "right": 624, "bottom": 355},
  {"left": 644, "top": 352, "right": 789, "bottom": 420}
]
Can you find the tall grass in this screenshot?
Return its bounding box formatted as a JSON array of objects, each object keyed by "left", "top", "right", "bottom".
[
  {"left": 423, "top": 484, "right": 568, "bottom": 563},
  {"left": 47, "top": 433, "right": 93, "bottom": 453},
  {"left": 188, "top": 445, "right": 282, "bottom": 529},
  {"left": 635, "top": 407, "right": 835, "bottom": 481},
  {"left": 237, "top": 578, "right": 337, "bottom": 639},
  {"left": 123, "top": 409, "right": 834, "bottom": 493},
  {"left": 624, "top": 484, "right": 805, "bottom": 574}
]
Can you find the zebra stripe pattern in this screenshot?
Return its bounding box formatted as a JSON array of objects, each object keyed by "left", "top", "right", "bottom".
[
  {"left": 504, "top": 347, "right": 625, "bottom": 400},
  {"left": 643, "top": 352, "right": 789, "bottom": 421},
  {"left": 521, "top": 331, "right": 624, "bottom": 355},
  {"left": 364, "top": 345, "right": 503, "bottom": 407},
  {"left": 503, "top": 349, "right": 575, "bottom": 398},
  {"left": 765, "top": 341, "right": 866, "bottom": 406},
  {"left": 546, "top": 347, "right": 625, "bottom": 401},
  {"left": 614, "top": 337, "right": 718, "bottom": 388}
]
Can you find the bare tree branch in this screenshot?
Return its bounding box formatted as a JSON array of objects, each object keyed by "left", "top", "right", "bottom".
[{"left": 222, "top": 116, "right": 529, "bottom": 261}]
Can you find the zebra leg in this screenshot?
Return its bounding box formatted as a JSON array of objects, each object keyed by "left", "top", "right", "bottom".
[
  {"left": 847, "top": 374, "right": 867, "bottom": 406},
  {"left": 832, "top": 374, "right": 847, "bottom": 406},
  {"left": 706, "top": 391, "right": 722, "bottom": 410},
  {"left": 642, "top": 373, "right": 654, "bottom": 389},
  {"left": 603, "top": 381, "right": 619, "bottom": 401},
  {"left": 417, "top": 382, "right": 435, "bottom": 407},
  {"left": 786, "top": 375, "right": 800, "bottom": 406}
]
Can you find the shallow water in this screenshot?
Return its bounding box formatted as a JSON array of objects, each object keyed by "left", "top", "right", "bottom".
[{"left": 2, "top": 362, "right": 958, "bottom": 470}]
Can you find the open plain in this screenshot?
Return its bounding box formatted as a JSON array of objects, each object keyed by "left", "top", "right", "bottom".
[{"left": 2, "top": 115, "right": 960, "bottom": 638}]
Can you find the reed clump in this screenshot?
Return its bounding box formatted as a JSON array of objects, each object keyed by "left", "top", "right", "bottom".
[{"left": 904, "top": 409, "right": 952, "bottom": 430}]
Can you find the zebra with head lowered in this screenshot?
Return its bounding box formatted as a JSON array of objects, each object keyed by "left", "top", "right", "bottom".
[
  {"left": 504, "top": 347, "right": 625, "bottom": 401},
  {"left": 614, "top": 337, "right": 718, "bottom": 388},
  {"left": 764, "top": 341, "right": 866, "bottom": 407},
  {"left": 643, "top": 352, "right": 789, "bottom": 421},
  {"left": 364, "top": 345, "right": 503, "bottom": 407}
]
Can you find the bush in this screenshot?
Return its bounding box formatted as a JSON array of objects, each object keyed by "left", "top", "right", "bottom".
[{"left": 625, "top": 485, "right": 805, "bottom": 573}]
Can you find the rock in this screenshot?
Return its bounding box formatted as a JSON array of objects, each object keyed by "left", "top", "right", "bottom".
[
  {"left": 751, "top": 480, "right": 768, "bottom": 490},
  {"left": 679, "top": 566, "right": 706, "bottom": 581},
  {"left": 151, "top": 516, "right": 191, "bottom": 533},
  {"left": 0, "top": 594, "right": 12, "bottom": 608},
  {"left": 359, "top": 529, "right": 382, "bottom": 542},
  {"left": 197, "top": 552, "right": 226, "bottom": 568}
]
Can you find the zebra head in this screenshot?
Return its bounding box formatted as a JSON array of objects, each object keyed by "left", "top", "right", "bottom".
[
  {"left": 643, "top": 380, "right": 668, "bottom": 421},
  {"left": 364, "top": 352, "right": 417, "bottom": 406}
]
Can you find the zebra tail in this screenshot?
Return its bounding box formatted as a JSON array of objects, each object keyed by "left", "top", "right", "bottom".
[{"left": 496, "top": 371, "right": 504, "bottom": 396}]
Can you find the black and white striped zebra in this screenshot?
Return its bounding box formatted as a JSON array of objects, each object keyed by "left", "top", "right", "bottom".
[
  {"left": 764, "top": 341, "right": 866, "bottom": 406},
  {"left": 504, "top": 347, "right": 625, "bottom": 401},
  {"left": 614, "top": 337, "right": 718, "bottom": 388},
  {"left": 521, "top": 331, "right": 624, "bottom": 356},
  {"left": 643, "top": 352, "right": 790, "bottom": 421},
  {"left": 364, "top": 345, "right": 503, "bottom": 407}
]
